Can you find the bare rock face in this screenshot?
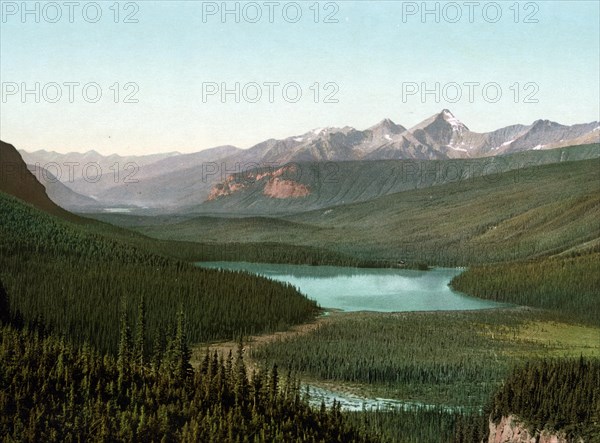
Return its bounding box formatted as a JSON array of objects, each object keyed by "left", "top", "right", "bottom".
[
  {"left": 263, "top": 178, "right": 310, "bottom": 199},
  {"left": 207, "top": 175, "right": 245, "bottom": 200},
  {"left": 488, "top": 416, "right": 576, "bottom": 443},
  {"left": 207, "top": 165, "right": 310, "bottom": 201},
  {"left": 488, "top": 416, "right": 536, "bottom": 443}
]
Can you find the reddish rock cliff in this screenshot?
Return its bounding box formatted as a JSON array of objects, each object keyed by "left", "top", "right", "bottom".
[
  {"left": 207, "top": 165, "right": 310, "bottom": 201},
  {"left": 488, "top": 416, "right": 577, "bottom": 443}
]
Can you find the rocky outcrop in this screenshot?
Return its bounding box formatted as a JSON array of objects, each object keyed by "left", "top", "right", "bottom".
[
  {"left": 207, "top": 165, "right": 310, "bottom": 201},
  {"left": 488, "top": 416, "right": 579, "bottom": 443},
  {"left": 263, "top": 178, "right": 310, "bottom": 199},
  {"left": 207, "top": 175, "right": 246, "bottom": 200}
]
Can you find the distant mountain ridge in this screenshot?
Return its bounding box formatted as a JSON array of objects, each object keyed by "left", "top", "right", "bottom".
[
  {"left": 20, "top": 110, "right": 600, "bottom": 167},
  {"left": 207, "top": 109, "right": 598, "bottom": 164},
  {"left": 18, "top": 148, "right": 183, "bottom": 198},
  {"left": 195, "top": 144, "right": 600, "bottom": 216},
  {"left": 26, "top": 164, "right": 102, "bottom": 211},
  {"left": 16, "top": 110, "right": 599, "bottom": 211},
  {"left": 18, "top": 149, "right": 180, "bottom": 172}
]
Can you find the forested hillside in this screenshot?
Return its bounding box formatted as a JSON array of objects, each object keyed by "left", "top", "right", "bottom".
[
  {"left": 451, "top": 251, "right": 600, "bottom": 326},
  {"left": 489, "top": 358, "right": 600, "bottom": 441},
  {"left": 139, "top": 158, "right": 600, "bottom": 267},
  {"left": 0, "top": 295, "right": 371, "bottom": 442},
  {"left": 0, "top": 193, "right": 319, "bottom": 354}
]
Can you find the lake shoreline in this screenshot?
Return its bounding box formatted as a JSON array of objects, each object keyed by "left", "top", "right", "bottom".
[{"left": 196, "top": 261, "right": 507, "bottom": 313}]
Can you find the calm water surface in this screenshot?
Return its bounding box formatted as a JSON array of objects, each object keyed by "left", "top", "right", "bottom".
[
  {"left": 197, "top": 261, "right": 507, "bottom": 410},
  {"left": 196, "top": 262, "right": 506, "bottom": 312}
]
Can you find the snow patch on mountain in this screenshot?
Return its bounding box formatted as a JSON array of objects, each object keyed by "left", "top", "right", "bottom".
[
  {"left": 492, "top": 139, "right": 516, "bottom": 151},
  {"left": 442, "top": 109, "right": 467, "bottom": 132}
]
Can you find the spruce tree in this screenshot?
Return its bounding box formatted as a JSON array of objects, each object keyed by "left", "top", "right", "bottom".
[
  {"left": 0, "top": 280, "right": 10, "bottom": 325},
  {"left": 133, "top": 296, "right": 146, "bottom": 369},
  {"left": 234, "top": 338, "right": 249, "bottom": 407},
  {"left": 117, "top": 300, "right": 132, "bottom": 390}
]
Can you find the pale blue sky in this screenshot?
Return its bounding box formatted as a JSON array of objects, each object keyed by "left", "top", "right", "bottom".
[{"left": 1, "top": 1, "right": 599, "bottom": 155}]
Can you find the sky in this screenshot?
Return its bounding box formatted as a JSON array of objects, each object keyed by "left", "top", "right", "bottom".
[{"left": 1, "top": 0, "right": 599, "bottom": 155}]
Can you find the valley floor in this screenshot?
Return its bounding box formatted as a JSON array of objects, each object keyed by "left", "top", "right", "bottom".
[
  {"left": 193, "top": 306, "right": 600, "bottom": 410},
  {"left": 191, "top": 310, "right": 336, "bottom": 374}
]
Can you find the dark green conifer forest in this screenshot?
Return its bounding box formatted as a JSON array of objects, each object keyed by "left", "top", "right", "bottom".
[
  {"left": 451, "top": 251, "right": 600, "bottom": 326},
  {"left": 490, "top": 358, "right": 600, "bottom": 441},
  {"left": 0, "top": 288, "right": 371, "bottom": 442},
  {"left": 0, "top": 193, "right": 319, "bottom": 354}
]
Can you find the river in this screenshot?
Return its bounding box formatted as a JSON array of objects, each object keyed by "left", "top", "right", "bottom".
[{"left": 196, "top": 261, "right": 505, "bottom": 411}]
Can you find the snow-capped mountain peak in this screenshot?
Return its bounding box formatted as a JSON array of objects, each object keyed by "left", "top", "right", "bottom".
[{"left": 440, "top": 109, "right": 468, "bottom": 132}]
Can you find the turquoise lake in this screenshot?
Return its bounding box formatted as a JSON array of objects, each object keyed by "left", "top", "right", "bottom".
[{"left": 196, "top": 262, "right": 506, "bottom": 312}]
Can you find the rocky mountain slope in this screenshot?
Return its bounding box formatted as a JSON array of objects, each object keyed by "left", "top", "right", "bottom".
[
  {"left": 134, "top": 157, "right": 600, "bottom": 267},
  {"left": 26, "top": 164, "right": 102, "bottom": 211},
  {"left": 194, "top": 144, "right": 600, "bottom": 215},
  {"left": 18, "top": 110, "right": 599, "bottom": 211},
  {"left": 212, "top": 109, "right": 598, "bottom": 164},
  {"left": 18, "top": 148, "right": 182, "bottom": 198}
]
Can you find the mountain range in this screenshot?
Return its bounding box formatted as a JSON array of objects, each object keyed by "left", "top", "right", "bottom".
[
  {"left": 15, "top": 110, "right": 600, "bottom": 211},
  {"left": 194, "top": 144, "right": 600, "bottom": 215},
  {"left": 2, "top": 130, "right": 599, "bottom": 267}
]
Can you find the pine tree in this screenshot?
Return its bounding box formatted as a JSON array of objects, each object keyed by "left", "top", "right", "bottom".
[
  {"left": 0, "top": 280, "right": 10, "bottom": 325},
  {"left": 234, "top": 338, "right": 249, "bottom": 408},
  {"left": 151, "top": 330, "right": 164, "bottom": 375},
  {"left": 166, "top": 309, "right": 192, "bottom": 382},
  {"left": 269, "top": 364, "right": 279, "bottom": 405},
  {"left": 133, "top": 296, "right": 146, "bottom": 369},
  {"left": 117, "top": 300, "right": 132, "bottom": 390}
]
